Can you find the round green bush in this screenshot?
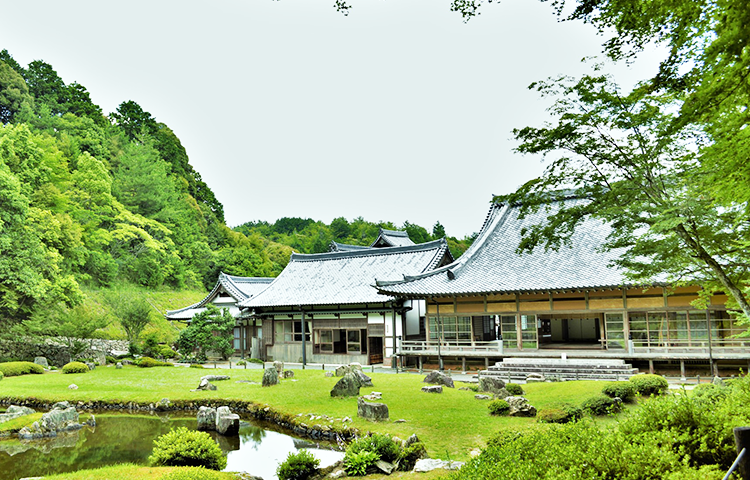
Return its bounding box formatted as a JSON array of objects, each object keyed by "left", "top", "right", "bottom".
[
  {"left": 0, "top": 361, "right": 44, "bottom": 377},
  {"left": 601, "top": 382, "right": 636, "bottom": 402},
  {"left": 276, "top": 449, "right": 320, "bottom": 480},
  {"left": 505, "top": 383, "right": 525, "bottom": 395},
  {"left": 159, "top": 345, "right": 178, "bottom": 359},
  {"left": 0, "top": 370, "right": 4, "bottom": 381},
  {"left": 488, "top": 399, "right": 511, "bottom": 416},
  {"left": 138, "top": 356, "right": 174, "bottom": 368},
  {"left": 582, "top": 394, "right": 622, "bottom": 416},
  {"left": 248, "top": 358, "right": 264, "bottom": 364},
  {"left": 62, "top": 361, "right": 89, "bottom": 374},
  {"left": 159, "top": 467, "right": 225, "bottom": 480},
  {"left": 347, "top": 434, "right": 401, "bottom": 463},
  {"left": 629, "top": 374, "right": 669, "bottom": 396},
  {"left": 538, "top": 404, "right": 583, "bottom": 424},
  {"left": 398, "top": 442, "right": 427, "bottom": 471},
  {"left": 149, "top": 427, "right": 227, "bottom": 470}
]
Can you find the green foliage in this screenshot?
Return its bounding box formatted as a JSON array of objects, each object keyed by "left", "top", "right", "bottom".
[
  {"left": 398, "top": 442, "right": 427, "bottom": 471},
  {"left": 505, "top": 383, "right": 524, "bottom": 395},
  {"left": 141, "top": 332, "right": 160, "bottom": 358},
  {"left": 235, "top": 360, "right": 246, "bottom": 366},
  {"left": 106, "top": 356, "right": 116, "bottom": 364},
  {"left": 581, "top": 394, "right": 622, "bottom": 416},
  {"left": 176, "top": 305, "right": 235, "bottom": 361},
  {"left": 692, "top": 383, "right": 729, "bottom": 404},
  {"left": 137, "top": 357, "right": 173, "bottom": 368},
  {"left": 346, "top": 434, "right": 401, "bottom": 463},
  {"left": 276, "top": 449, "right": 320, "bottom": 480},
  {"left": 159, "top": 345, "right": 177, "bottom": 359},
  {"left": 343, "top": 450, "right": 378, "bottom": 476},
  {"left": 248, "top": 358, "right": 264, "bottom": 364},
  {"left": 62, "top": 361, "right": 89, "bottom": 374},
  {"left": 488, "top": 399, "right": 510, "bottom": 416},
  {"left": 148, "top": 427, "right": 227, "bottom": 470},
  {"left": 629, "top": 374, "right": 669, "bottom": 396},
  {"left": 110, "top": 295, "right": 153, "bottom": 343},
  {"left": 189, "top": 364, "right": 204, "bottom": 369},
  {"left": 537, "top": 404, "right": 583, "bottom": 424},
  {"left": 601, "top": 381, "right": 636, "bottom": 402},
  {"left": 159, "top": 467, "right": 226, "bottom": 480},
  {"left": 0, "top": 361, "right": 44, "bottom": 376},
  {"left": 0, "top": 370, "right": 4, "bottom": 380}
]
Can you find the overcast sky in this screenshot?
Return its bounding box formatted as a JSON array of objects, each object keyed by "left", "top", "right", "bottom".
[{"left": 1, "top": 0, "right": 662, "bottom": 238}]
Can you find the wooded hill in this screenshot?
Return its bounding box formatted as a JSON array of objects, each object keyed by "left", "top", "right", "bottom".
[{"left": 0, "top": 49, "right": 473, "bottom": 341}]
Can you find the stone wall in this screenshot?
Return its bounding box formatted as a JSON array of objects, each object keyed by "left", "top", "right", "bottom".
[{"left": 0, "top": 338, "right": 129, "bottom": 367}]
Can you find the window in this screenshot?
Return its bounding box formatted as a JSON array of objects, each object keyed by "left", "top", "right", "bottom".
[
  {"left": 347, "top": 330, "right": 360, "bottom": 352},
  {"left": 275, "top": 321, "right": 311, "bottom": 343},
  {"left": 605, "top": 313, "right": 625, "bottom": 349},
  {"left": 233, "top": 327, "right": 241, "bottom": 350},
  {"left": 519, "top": 314, "right": 537, "bottom": 348},
  {"left": 315, "top": 329, "right": 333, "bottom": 352},
  {"left": 313, "top": 328, "right": 365, "bottom": 354},
  {"left": 427, "top": 316, "right": 472, "bottom": 342}
]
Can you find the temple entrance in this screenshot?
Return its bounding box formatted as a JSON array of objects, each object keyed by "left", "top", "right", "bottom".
[
  {"left": 368, "top": 336, "right": 383, "bottom": 364},
  {"left": 538, "top": 314, "right": 602, "bottom": 349}
]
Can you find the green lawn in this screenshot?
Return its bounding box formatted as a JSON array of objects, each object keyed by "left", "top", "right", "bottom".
[{"left": 0, "top": 366, "right": 608, "bottom": 460}]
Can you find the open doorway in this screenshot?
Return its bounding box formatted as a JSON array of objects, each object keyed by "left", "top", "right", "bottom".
[{"left": 538, "top": 314, "right": 602, "bottom": 349}]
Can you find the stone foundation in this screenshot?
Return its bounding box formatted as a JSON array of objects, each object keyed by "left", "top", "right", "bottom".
[{"left": 0, "top": 338, "right": 130, "bottom": 367}]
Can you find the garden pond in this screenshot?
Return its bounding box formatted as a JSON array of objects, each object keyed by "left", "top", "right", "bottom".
[{"left": 0, "top": 411, "right": 344, "bottom": 480}]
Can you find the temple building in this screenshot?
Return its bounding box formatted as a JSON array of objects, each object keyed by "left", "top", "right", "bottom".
[{"left": 375, "top": 196, "right": 748, "bottom": 375}]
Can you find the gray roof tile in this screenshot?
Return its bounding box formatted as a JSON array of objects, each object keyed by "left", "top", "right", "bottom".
[{"left": 166, "top": 273, "right": 274, "bottom": 319}]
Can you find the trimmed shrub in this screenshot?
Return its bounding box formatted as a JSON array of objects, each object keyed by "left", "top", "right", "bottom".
[
  {"left": 692, "top": 383, "right": 728, "bottom": 404},
  {"left": 249, "top": 358, "right": 264, "bottom": 364},
  {"left": 398, "top": 442, "right": 427, "bottom": 471},
  {"left": 62, "top": 361, "right": 89, "bottom": 374},
  {"left": 0, "top": 361, "right": 44, "bottom": 377},
  {"left": 149, "top": 427, "right": 227, "bottom": 470},
  {"left": 629, "top": 374, "right": 669, "bottom": 396},
  {"left": 488, "top": 399, "right": 511, "bottom": 416},
  {"left": 276, "top": 449, "right": 320, "bottom": 480},
  {"left": 138, "top": 356, "right": 174, "bottom": 368},
  {"left": 538, "top": 404, "right": 583, "bottom": 424},
  {"left": 602, "top": 382, "right": 636, "bottom": 402},
  {"left": 343, "top": 450, "right": 378, "bottom": 476},
  {"left": 505, "top": 383, "right": 524, "bottom": 395},
  {"left": 190, "top": 364, "right": 204, "bottom": 369},
  {"left": 582, "top": 394, "right": 622, "bottom": 416},
  {"left": 159, "top": 467, "right": 225, "bottom": 480},
  {"left": 159, "top": 345, "right": 178, "bottom": 359},
  {"left": 106, "top": 356, "right": 116, "bottom": 364},
  {"left": 0, "top": 370, "right": 4, "bottom": 381}
]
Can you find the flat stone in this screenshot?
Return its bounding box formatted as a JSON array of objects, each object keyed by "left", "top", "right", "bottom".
[
  {"left": 376, "top": 460, "right": 395, "bottom": 474},
  {"left": 413, "top": 459, "right": 464, "bottom": 472},
  {"left": 423, "top": 371, "right": 454, "bottom": 388},
  {"left": 478, "top": 375, "right": 506, "bottom": 394},
  {"left": 201, "top": 375, "right": 230, "bottom": 382},
  {"left": 474, "top": 394, "right": 492, "bottom": 400},
  {"left": 421, "top": 385, "right": 443, "bottom": 394}
]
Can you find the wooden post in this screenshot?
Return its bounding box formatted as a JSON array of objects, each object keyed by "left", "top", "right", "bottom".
[
  {"left": 680, "top": 360, "right": 686, "bottom": 381},
  {"left": 418, "top": 356, "right": 423, "bottom": 374},
  {"left": 485, "top": 357, "right": 489, "bottom": 369},
  {"left": 649, "top": 360, "right": 654, "bottom": 374},
  {"left": 462, "top": 357, "right": 466, "bottom": 374},
  {"left": 734, "top": 427, "right": 750, "bottom": 479}
]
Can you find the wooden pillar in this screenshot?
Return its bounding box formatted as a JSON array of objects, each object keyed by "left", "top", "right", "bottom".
[
  {"left": 680, "top": 360, "right": 686, "bottom": 380},
  {"left": 516, "top": 314, "right": 523, "bottom": 350},
  {"left": 734, "top": 427, "right": 750, "bottom": 479},
  {"left": 649, "top": 359, "right": 654, "bottom": 374},
  {"left": 239, "top": 324, "right": 245, "bottom": 359},
  {"left": 462, "top": 357, "right": 466, "bottom": 374},
  {"left": 485, "top": 357, "right": 489, "bottom": 369},
  {"left": 418, "top": 356, "right": 423, "bottom": 374}
]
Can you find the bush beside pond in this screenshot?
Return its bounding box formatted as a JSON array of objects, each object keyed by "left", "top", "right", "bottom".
[
  {"left": 0, "top": 362, "right": 44, "bottom": 377},
  {"left": 149, "top": 427, "right": 226, "bottom": 470},
  {"left": 276, "top": 449, "right": 320, "bottom": 480},
  {"left": 62, "top": 362, "right": 89, "bottom": 374}
]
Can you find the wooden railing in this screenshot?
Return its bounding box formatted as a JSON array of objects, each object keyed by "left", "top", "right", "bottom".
[{"left": 399, "top": 340, "right": 503, "bottom": 355}]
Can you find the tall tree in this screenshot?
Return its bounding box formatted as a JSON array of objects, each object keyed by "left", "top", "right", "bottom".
[
  {"left": 176, "top": 304, "right": 235, "bottom": 361},
  {"left": 0, "top": 61, "right": 32, "bottom": 124},
  {"left": 110, "top": 100, "right": 157, "bottom": 141},
  {"left": 502, "top": 73, "right": 750, "bottom": 321}
]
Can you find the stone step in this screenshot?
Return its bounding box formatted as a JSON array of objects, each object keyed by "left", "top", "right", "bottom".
[
  {"left": 485, "top": 365, "right": 639, "bottom": 374},
  {"left": 483, "top": 371, "right": 638, "bottom": 382},
  {"left": 499, "top": 358, "right": 630, "bottom": 366}
]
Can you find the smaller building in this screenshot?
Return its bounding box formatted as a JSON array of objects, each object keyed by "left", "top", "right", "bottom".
[
  {"left": 329, "top": 227, "right": 417, "bottom": 252},
  {"left": 165, "top": 272, "right": 274, "bottom": 358}
]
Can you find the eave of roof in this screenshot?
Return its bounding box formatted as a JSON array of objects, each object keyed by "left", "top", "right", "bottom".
[{"left": 165, "top": 272, "right": 275, "bottom": 318}]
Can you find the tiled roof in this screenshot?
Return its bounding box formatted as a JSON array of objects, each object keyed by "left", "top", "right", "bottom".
[
  {"left": 329, "top": 241, "right": 372, "bottom": 252},
  {"left": 166, "top": 273, "right": 274, "bottom": 319},
  {"left": 240, "top": 240, "right": 451, "bottom": 309},
  {"left": 376, "top": 198, "right": 629, "bottom": 297},
  {"left": 372, "top": 228, "right": 415, "bottom": 247}
]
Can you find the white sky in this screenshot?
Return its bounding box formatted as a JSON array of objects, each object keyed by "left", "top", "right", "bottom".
[{"left": 0, "top": 0, "right": 663, "bottom": 238}]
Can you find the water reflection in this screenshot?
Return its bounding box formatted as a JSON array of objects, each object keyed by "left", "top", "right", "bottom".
[{"left": 0, "top": 414, "right": 342, "bottom": 480}]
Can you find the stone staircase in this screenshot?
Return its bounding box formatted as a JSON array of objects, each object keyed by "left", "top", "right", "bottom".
[{"left": 480, "top": 357, "right": 639, "bottom": 382}]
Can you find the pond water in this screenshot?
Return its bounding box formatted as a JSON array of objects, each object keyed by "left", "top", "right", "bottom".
[{"left": 0, "top": 413, "right": 344, "bottom": 480}]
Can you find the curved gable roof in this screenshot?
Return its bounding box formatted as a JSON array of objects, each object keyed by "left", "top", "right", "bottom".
[
  {"left": 241, "top": 239, "right": 450, "bottom": 309},
  {"left": 376, "top": 198, "right": 628, "bottom": 298},
  {"left": 166, "top": 272, "right": 275, "bottom": 319}
]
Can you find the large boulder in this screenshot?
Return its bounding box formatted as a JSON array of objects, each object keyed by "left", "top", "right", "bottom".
[
  {"left": 335, "top": 365, "right": 352, "bottom": 377},
  {"left": 357, "top": 397, "right": 389, "bottom": 422},
  {"left": 197, "top": 378, "right": 217, "bottom": 391},
  {"left": 331, "top": 372, "right": 361, "bottom": 397},
  {"left": 216, "top": 406, "right": 240, "bottom": 435},
  {"left": 0, "top": 405, "right": 35, "bottom": 424},
  {"left": 197, "top": 406, "right": 217, "bottom": 431},
  {"left": 33, "top": 357, "right": 49, "bottom": 369},
  {"left": 92, "top": 350, "right": 107, "bottom": 366},
  {"left": 506, "top": 396, "right": 537, "bottom": 417},
  {"left": 423, "top": 371, "right": 454, "bottom": 388},
  {"left": 19, "top": 405, "right": 81, "bottom": 439},
  {"left": 478, "top": 375, "right": 506, "bottom": 394},
  {"left": 262, "top": 367, "right": 279, "bottom": 387}
]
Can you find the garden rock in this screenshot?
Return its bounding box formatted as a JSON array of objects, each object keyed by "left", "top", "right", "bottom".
[
  {"left": 405, "top": 434, "right": 420, "bottom": 447},
  {"left": 422, "top": 385, "right": 443, "bottom": 394},
  {"left": 53, "top": 401, "right": 70, "bottom": 410},
  {"left": 478, "top": 375, "right": 506, "bottom": 394},
  {"left": 423, "top": 371, "right": 454, "bottom": 388},
  {"left": 712, "top": 376, "right": 725, "bottom": 387},
  {"left": 475, "top": 394, "right": 492, "bottom": 400},
  {"left": 357, "top": 396, "right": 390, "bottom": 422},
  {"left": 197, "top": 378, "right": 217, "bottom": 391},
  {"left": 121, "top": 359, "right": 133, "bottom": 365},
  {"left": 68, "top": 384, "right": 78, "bottom": 390},
  {"left": 331, "top": 372, "right": 360, "bottom": 397},
  {"left": 273, "top": 361, "right": 284, "bottom": 374},
  {"left": 93, "top": 351, "right": 107, "bottom": 366},
  {"left": 282, "top": 370, "right": 294, "bottom": 379},
  {"left": 335, "top": 365, "right": 351, "bottom": 377},
  {"left": 33, "top": 357, "right": 49, "bottom": 369},
  {"left": 216, "top": 406, "right": 240, "bottom": 435},
  {"left": 325, "top": 371, "right": 333, "bottom": 377},
  {"left": 506, "top": 396, "right": 537, "bottom": 417},
  {"left": 86, "top": 362, "right": 96, "bottom": 371},
  {"left": 526, "top": 373, "right": 546, "bottom": 383},
  {"left": 262, "top": 367, "right": 279, "bottom": 387},
  {"left": 354, "top": 370, "right": 373, "bottom": 387},
  {"left": 201, "top": 375, "right": 230, "bottom": 382},
  {"left": 156, "top": 398, "right": 171, "bottom": 411},
  {"left": 18, "top": 405, "right": 81, "bottom": 439},
  {"left": 413, "top": 459, "right": 464, "bottom": 472},
  {"left": 363, "top": 391, "right": 382, "bottom": 400},
  {"left": 116, "top": 362, "right": 123, "bottom": 369},
  {"left": 197, "top": 406, "right": 217, "bottom": 431},
  {"left": 376, "top": 460, "right": 396, "bottom": 474},
  {"left": 0, "top": 405, "right": 35, "bottom": 423}
]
